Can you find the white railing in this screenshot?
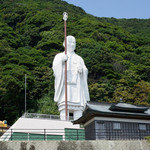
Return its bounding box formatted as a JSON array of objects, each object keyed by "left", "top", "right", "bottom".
[{"left": 22, "top": 113, "right": 73, "bottom": 121}]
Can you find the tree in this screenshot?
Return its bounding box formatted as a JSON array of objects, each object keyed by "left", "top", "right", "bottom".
[
  {"left": 37, "top": 94, "right": 59, "bottom": 115},
  {"left": 133, "top": 80, "right": 150, "bottom": 106}
]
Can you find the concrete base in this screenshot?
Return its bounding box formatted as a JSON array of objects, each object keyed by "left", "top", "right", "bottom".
[
  {"left": 0, "top": 140, "right": 149, "bottom": 150},
  {"left": 58, "top": 102, "right": 84, "bottom": 121},
  {"left": 60, "top": 109, "right": 67, "bottom": 120},
  {"left": 74, "top": 110, "right": 82, "bottom": 120},
  {"left": 60, "top": 109, "right": 83, "bottom": 120}
]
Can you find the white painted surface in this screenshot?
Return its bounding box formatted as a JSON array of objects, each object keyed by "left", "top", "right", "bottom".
[
  {"left": 11, "top": 118, "right": 80, "bottom": 133},
  {"left": 52, "top": 35, "right": 90, "bottom": 120}
]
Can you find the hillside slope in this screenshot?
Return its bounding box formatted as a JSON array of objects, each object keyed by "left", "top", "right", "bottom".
[
  {"left": 98, "top": 17, "right": 150, "bottom": 40},
  {"left": 0, "top": 0, "right": 150, "bottom": 124}
]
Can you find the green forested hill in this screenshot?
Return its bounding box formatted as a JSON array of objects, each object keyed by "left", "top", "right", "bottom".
[
  {"left": 98, "top": 17, "right": 150, "bottom": 40},
  {"left": 1, "top": 0, "right": 150, "bottom": 125}
]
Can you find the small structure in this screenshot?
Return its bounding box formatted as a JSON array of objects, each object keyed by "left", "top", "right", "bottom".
[{"left": 73, "top": 101, "right": 150, "bottom": 140}]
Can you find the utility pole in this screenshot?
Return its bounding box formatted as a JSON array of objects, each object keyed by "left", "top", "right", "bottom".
[{"left": 25, "top": 74, "right": 27, "bottom": 114}]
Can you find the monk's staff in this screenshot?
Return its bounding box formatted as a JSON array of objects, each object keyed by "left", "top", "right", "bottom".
[{"left": 63, "top": 12, "right": 68, "bottom": 120}]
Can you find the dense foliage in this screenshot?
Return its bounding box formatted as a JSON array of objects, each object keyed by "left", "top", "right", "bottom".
[
  {"left": 0, "top": 0, "right": 150, "bottom": 125},
  {"left": 98, "top": 17, "right": 150, "bottom": 40}
]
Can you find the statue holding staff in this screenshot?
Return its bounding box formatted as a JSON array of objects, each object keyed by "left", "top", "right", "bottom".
[{"left": 52, "top": 35, "right": 90, "bottom": 120}]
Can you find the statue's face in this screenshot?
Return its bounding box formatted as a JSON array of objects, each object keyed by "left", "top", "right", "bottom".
[{"left": 67, "top": 36, "right": 76, "bottom": 52}]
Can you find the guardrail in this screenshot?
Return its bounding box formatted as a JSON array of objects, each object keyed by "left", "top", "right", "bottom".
[
  {"left": 22, "top": 113, "right": 73, "bottom": 121},
  {"left": 0, "top": 128, "right": 149, "bottom": 141},
  {"left": 0, "top": 128, "right": 85, "bottom": 141}
]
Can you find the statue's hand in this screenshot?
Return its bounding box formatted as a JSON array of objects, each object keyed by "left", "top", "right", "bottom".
[
  {"left": 78, "top": 66, "right": 83, "bottom": 74},
  {"left": 62, "top": 54, "right": 68, "bottom": 62}
]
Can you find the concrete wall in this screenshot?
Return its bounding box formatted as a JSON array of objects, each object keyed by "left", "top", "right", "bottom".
[{"left": 0, "top": 140, "right": 149, "bottom": 150}]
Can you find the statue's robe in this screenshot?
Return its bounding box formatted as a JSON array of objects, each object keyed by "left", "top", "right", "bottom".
[{"left": 52, "top": 52, "right": 90, "bottom": 109}]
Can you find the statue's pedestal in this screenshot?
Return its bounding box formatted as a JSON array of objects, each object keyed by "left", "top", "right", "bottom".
[
  {"left": 60, "top": 109, "right": 83, "bottom": 120},
  {"left": 58, "top": 102, "right": 84, "bottom": 120}
]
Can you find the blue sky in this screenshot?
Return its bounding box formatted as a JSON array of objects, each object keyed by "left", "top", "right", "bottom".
[{"left": 63, "top": 0, "right": 150, "bottom": 19}]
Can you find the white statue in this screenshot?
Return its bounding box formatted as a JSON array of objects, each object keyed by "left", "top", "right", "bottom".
[{"left": 52, "top": 35, "right": 90, "bottom": 120}]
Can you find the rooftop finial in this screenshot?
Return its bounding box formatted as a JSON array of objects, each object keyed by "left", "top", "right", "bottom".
[{"left": 63, "top": 12, "right": 68, "bottom": 21}]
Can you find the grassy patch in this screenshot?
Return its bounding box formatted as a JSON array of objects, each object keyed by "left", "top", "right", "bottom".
[{"left": 145, "top": 136, "right": 150, "bottom": 144}]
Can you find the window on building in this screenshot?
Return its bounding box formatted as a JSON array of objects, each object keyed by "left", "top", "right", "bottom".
[
  {"left": 139, "top": 124, "right": 146, "bottom": 130},
  {"left": 113, "top": 123, "right": 121, "bottom": 130}
]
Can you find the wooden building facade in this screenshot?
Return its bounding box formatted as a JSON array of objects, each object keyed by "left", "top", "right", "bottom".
[{"left": 73, "top": 101, "right": 150, "bottom": 140}]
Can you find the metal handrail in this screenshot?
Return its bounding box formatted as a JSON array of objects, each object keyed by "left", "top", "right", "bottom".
[
  {"left": 0, "top": 128, "right": 149, "bottom": 141},
  {"left": 22, "top": 113, "right": 73, "bottom": 121},
  {"left": 0, "top": 128, "right": 85, "bottom": 141}
]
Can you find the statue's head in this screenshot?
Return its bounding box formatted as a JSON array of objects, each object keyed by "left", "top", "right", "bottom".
[{"left": 63, "top": 35, "right": 76, "bottom": 53}]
